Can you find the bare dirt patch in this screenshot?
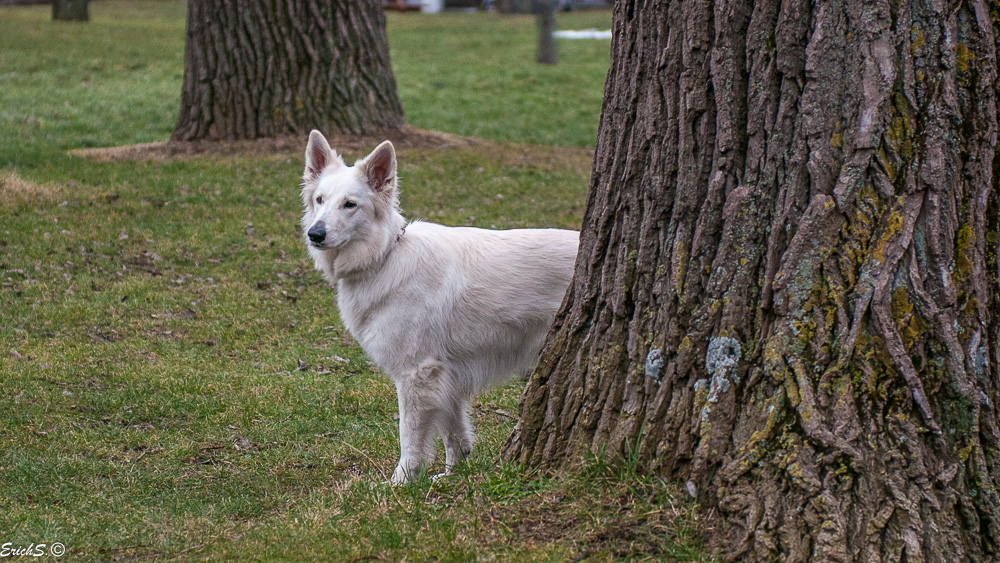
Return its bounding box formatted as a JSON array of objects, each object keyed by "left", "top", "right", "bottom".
[{"left": 69, "top": 125, "right": 480, "bottom": 163}]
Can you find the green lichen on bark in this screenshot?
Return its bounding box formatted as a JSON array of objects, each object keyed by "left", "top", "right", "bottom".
[
  {"left": 956, "top": 44, "right": 974, "bottom": 72},
  {"left": 886, "top": 84, "right": 915, "bottom": 163},
  {"left": 938, "top": 387, "right": 978, "bottom": 448},
  {"left": 839, "top": 184, "right": 880, "bottom": 288},
  {"left": 954, "top": 224, "right": 974, "bottom": 287},
  {"left": 890, "top": 286, "right": 926, "bottom": 350}
]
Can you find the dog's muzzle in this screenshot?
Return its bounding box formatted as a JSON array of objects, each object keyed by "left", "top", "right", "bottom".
[{"left": 308, "top": 221, "right": 326, "bottom": 246}]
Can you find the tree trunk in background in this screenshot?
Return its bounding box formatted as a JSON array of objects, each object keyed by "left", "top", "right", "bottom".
[
  {"left": 496, "top": 0, "right": 527, "bottom": 14},
  {"left": 52, "top": 0, "right": 88, "bottom": 22},
  {"left": 172, "top": 0, "right": 404, "bottom": 142},
  {"left": 505, "top": 0, "right": 1000, "bottom": 560},
  {"left": 536, "top": 0, "right": 557, "bottom": 65}
]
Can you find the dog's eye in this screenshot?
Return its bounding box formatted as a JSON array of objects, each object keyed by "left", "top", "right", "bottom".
[
  {"left": 343, "top": 200, "right": 357, "bottom": 209},
  {"left": 316, "top": 196, "right": 324, "bottom": 205}
]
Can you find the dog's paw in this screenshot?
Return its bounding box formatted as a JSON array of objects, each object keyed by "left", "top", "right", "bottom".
[
  {"left": 430, "top": 471, "right": 453, "bottom": 483},
  {"left": 389, "top": 465, "right": 413, "bottom": 486}
]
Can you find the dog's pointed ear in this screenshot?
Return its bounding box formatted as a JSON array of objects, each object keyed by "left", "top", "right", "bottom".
[
  {"left": 361, "top": 140, "right": 397, "bottom": 194},
  {"left": 303, "top": 130, "right": 339, "bottom": 184}
]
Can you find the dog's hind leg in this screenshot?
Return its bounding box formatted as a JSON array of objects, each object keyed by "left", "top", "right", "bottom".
[
  {"left": 390, "top": 361, "right": 442, "bottom": 485},
  {"left": 438, "top": 396, "right": 473, "bottom": 476}
]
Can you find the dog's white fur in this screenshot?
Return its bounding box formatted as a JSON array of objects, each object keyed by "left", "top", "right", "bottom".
[{"left": 300, "top": 131, "right": 578, "bottom": 484}]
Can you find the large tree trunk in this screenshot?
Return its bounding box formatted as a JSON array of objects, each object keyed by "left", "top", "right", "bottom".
[
  {"left": 52, "top": 0, "right": 88, "bottom": 22},
  {"left": 172, "top": 0, "right": 404, "bottom": 142},
  {"left": 505, "top": 0, "right": 1000, "bottom": 560}
]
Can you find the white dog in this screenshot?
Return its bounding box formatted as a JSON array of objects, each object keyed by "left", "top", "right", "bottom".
[{"left": 300, "top": 131, "right": 579, "bottom": 484}]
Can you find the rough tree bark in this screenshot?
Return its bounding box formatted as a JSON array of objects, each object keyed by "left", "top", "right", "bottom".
[
  {"left": 52, "top": 0, "right": 88, "bottom": 22},
  {"left": 504, "top": 0, "right": 1000, "bottom": 560},
  {"left": 172, "top": 0, "right": 404, "bottom": 142}
]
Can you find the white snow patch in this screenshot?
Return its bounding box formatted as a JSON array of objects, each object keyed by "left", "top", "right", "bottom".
[{"left": 554, "top": 29, "right": 612, "bottom": 39}]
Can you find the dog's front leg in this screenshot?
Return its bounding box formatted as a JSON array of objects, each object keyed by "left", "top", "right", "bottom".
[{"left": 390, "top": 364, "right": 440, "bottom": 485}]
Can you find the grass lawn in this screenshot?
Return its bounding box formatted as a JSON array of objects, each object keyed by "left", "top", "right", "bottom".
[{"left": 0, "top": 2, "right": 709, "bottom": 560}]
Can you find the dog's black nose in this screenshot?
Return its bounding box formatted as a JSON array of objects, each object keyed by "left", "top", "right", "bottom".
[{"left": 308, "top": 222, "right": 326, "bottom": 244}]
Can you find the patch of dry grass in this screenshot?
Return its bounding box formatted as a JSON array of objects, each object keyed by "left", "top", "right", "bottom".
[{"left": 0, "top": 168, "right": 64, "bottom": 207}]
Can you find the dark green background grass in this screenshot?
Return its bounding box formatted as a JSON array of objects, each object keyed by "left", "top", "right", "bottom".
[{"left": 0, "top": 2, "right": 709, "bottom": 560}]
